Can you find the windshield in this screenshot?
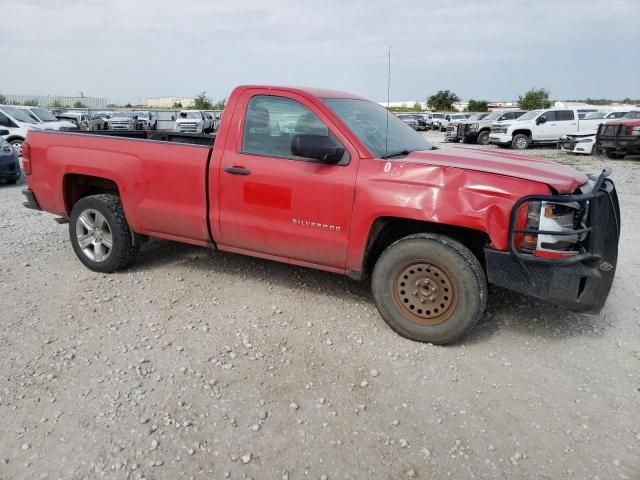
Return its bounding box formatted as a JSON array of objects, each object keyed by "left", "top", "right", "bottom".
[
  {"left": 467, "top": 113, "right": 489, "bottom": 121},
  {"left": 179, "top": 112, "right": 202, "bottom": 119},
  {"left": 585, "top": 112, "right": 606, "bottom": 119},
  {"left": 0, "top": 106, "right": 38, "bottom": 124},
  {"left": 28, "top": 107, "right": 58, "bottom": 122},
  {"left": 432, "top": 113, "right": 443, "bottom": 118},
  {"left": 111, "top": 112, "right": 133, "bottom": 118},
  {"left": 517, "top": 110, "right": 542, "bottom": 121},
  {"left": 481, "top": 111, "right": 504, "bottom": 121},
  {"left": 623, "top": 111, "right": 640, "bottom": 119},
  {"left": 451, "top": 114, "right": 467, "bottom": 120},
  {"left": 134, "top": 111, "right": 150, "bottom": 119},
  {"left": 322, "top": 98, "right": 433, "bottom": 157}
]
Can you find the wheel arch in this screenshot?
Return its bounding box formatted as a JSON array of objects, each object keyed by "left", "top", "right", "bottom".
[
  {"left": 63, "top": 173, "right": 121, "bottom": 213},
  {"left": 512, "top": 129, "right": 532, "bottom": 138},
  {"left": 361, "top": 216, "right": 491, "bottom": 276}
]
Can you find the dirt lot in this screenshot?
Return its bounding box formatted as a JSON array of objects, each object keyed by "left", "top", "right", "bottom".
[{"left": 1, "top": 134, "right": 639, "bottom": 480}]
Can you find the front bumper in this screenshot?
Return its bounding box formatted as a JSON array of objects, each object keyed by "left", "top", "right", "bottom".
[
  {"left": 489, "top": 133, "right": 512, "bottom": 144},
  {"left": 596, "top": 134, "right": 640, "bottom": 153},
  {"left": 558, "top": 136, "right": 595, "bottom": 154},
  {"left": 485, "top": 172, "right": 620, "bottom": 313}
]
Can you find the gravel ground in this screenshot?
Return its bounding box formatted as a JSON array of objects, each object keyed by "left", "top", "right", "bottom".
[{"left": 1, "top": 134, "right": 639, "bottom": 480}]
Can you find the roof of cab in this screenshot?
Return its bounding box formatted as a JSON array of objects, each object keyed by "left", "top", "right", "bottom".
[{"left": 234, "top": 85, "right": 367, "bottom": 100}]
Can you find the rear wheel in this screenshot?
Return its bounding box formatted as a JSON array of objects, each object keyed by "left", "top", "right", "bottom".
[
  {"left": 69, "top": 194, "right": 140, "bottom": 273},
  {"left": 511, "top": 134, "right": 530, "bottom": 150},
  {"left": 477, "top": 131, "right": 490, "bottom": 145},
  {"left": 371, "top": 234, "right": 487, "bottom": 344}
]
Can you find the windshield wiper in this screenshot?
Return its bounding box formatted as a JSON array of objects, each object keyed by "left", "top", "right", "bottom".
[{"left": 381, "top": 149, "right": 411, "bottom": 159}]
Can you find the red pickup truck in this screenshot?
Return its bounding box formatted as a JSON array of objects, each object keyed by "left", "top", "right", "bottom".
[{"left": 22, "top": 85, "right": 620, "bottom": 344}]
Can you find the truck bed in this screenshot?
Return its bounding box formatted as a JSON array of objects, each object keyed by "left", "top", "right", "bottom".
[{"left": 73, "top": 129, "right": 215, "bottom": 147}]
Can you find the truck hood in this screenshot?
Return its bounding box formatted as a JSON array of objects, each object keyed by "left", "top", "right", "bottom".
[{"left": 401, "top": 147, "right": 588, "bottom": 193}]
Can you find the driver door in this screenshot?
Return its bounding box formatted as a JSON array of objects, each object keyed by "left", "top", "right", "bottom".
[{"left": 216, "top": 90, "right": 359, "bottom": 269}]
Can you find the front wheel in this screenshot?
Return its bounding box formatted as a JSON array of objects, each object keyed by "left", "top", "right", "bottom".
[
  {"left": 371, "top": 233, "right": 487, "bottom": 344},
  {"left": 605, "top": 149, "right": 626, "bottom": 160},
  {"left": 511, "top": 134, "right": 530, "bottom": 150},
  {"left": 69, "top": 194, "right": 140, "bottom": 273},
  {"left": 477, "top": 131, "right": 490, "bottom": 145}
]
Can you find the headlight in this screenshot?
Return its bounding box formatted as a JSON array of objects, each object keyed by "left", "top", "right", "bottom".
[
  {"left": 469, "top": 123, "right": 479, "bottom": 131},
  {"left": 520, "top": 201, "right": 587, "bottom": 256},
  {"left": 576, "top": 138, "right": 594, "bottom": 143}
]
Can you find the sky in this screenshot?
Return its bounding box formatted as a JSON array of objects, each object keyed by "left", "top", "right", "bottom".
[{"left": 2, "top": 0, "right": 639, "bottom": 104}]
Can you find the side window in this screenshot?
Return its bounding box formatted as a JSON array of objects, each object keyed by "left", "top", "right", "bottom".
[
  {"left": 556, "top": 110, "right": 574, "bottom": 121},
  {"left": 242, "top": 95, "right": 347, "bottom": 163},
  {"left": 0, "top": 112, "right": 10, "bottom": 127},
  {"left": 541, "top": 111, "right": 557, "bottom": 122}
]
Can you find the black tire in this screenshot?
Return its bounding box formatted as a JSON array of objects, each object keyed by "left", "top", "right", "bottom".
[
  {"left": 477, "top": 130, "right": 490, "bottom": 145},
  {"left": 6, "top": 178, "right": 18, "bottom": 185},
  {"left": 371, "top": 233, "right": 487, "bottom": 344},
  {"left": 10, "top": 139, "right": 24, "bottom": 157},
  {"left": 605, "top": 149, "right": 626, "bottom": 160},
  {"left": 69, "top": 194, "right": 140, "bottom": 273},
  {"left": 511, "top": 133, "right": 530, "bottom": 150}
]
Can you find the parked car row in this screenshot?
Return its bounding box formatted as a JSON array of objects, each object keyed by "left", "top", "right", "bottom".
[
  {"left": 559, "top": 110, "right": 640, "bottom": 159},
  {"left": 428, "top": 104, "right": 638, "bottom": 155}
]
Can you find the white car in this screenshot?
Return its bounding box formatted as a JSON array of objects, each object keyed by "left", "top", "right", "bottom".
[
  {"left": 175, "top": 110, "right": 213, "bottom": 134},
  {"left": 558, "top": 132, "right": 597, "bottom": 154},
  {"left": 0, "top": 105, "right": 47, "bottom": 156},
  {"left": 488, "top": 108, "right": 609, "bottom": 150},
  {"left": 18, "top": 106, "right": 78, "bottom": 131}
]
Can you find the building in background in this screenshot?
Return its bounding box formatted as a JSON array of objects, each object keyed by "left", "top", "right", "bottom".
[{"left": 146, "top": 97, "right": 196, "bottom": 108}]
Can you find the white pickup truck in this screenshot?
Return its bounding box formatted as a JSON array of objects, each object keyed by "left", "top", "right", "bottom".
[{"left": 489, "top": 108, "right": 605, "bottom": 150}]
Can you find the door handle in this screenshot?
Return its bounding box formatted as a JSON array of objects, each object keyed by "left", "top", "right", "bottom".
[{"left": 224, "top": 166, "right": 251, "bottom": 176}]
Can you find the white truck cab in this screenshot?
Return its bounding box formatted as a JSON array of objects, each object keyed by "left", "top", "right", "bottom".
[
  {"left": 489, "top": 108, "right": 606, "bottom": 150},
  {"left": 175, "top": 110, "right": 213, "bottom": 134}
]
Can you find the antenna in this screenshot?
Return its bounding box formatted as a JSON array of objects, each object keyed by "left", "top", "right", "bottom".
[{"left": 385, "top": 46, "right": 391, "bottom": 156}]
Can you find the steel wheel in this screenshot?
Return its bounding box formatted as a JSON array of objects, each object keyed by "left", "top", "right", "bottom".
[
  {"left": 392, "top": 262, "right": 457, "bottom": 326},
  {"left": 75, "top": 208, "right": 113, "bottom": 262}
]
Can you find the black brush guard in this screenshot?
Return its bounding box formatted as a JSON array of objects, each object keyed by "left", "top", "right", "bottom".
[{"left": 484, "top": 169, "right": 620, "bottom": 313}]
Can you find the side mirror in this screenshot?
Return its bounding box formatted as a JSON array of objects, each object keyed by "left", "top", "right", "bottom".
[
  {"left": 0, "top": 129, "right": 9, "bottom": 136},
  {"left": 291, "top": 134, "right": 344, "bottom": 163},
  {"left": 536, "top": 115, "right": 547, "bottom": 124}
]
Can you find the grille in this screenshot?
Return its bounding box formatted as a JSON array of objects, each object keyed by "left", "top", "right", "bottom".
[
  {"left": 600, "top": 125, "right": 622, "bottom": 136},
  {"left": 110, "top": 121, "right": 131, "bottom": 130},
  {"left": 178, "top": 122, "right": 199, "bottom": 133}
]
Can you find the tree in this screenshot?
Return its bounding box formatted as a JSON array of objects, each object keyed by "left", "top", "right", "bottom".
[
  {"left": 194, "top": 91, "right": 213, "bottom": 110},
  {"left": 518, "top": 88, "right": 551, "bottom": 110},
  {"left": 24, "top": 98, "right": 39, "bottom": 107},
  {"left": 173, "top": 101, "right": 183, "bottom": 108},
  {"left": 0, "top": 95, "right": 6, "bottom": 104},
  {"left": 466, "top": 99, "right": 489, "bottom": 112},
  {"left": 50, "top": 100, "right": 64, "bottom": 108},
  {"left": 212, "top": 98, "right": 227, "bottom": 110},
  {"left": 412, "top": 101, "right": 422, "bottom": 111},
  {"left": 73, "top": 101, "right": 87, "bottom": 108},
  {"left": 427, "top": 90, "right": 460, "bottom": 111}
]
